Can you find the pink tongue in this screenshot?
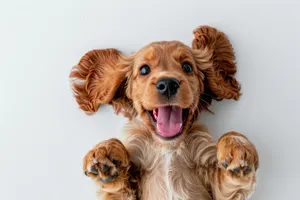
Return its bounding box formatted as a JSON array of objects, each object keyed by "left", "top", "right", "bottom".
[{"left": 157, "top": 106, "right": 182, "bottom": 138}]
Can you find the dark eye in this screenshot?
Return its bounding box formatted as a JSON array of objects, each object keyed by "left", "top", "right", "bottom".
[
  {"left": 182, "top": 62, "right": 193, "bottom": 73},
  {"left": 140, "top": 64, "right": 151, "bottom": 76}
]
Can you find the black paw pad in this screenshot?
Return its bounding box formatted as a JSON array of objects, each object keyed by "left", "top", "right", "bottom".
[
  {"left": 102, "top": 164, "right": 110, "bottom": 172},
  {"left": 232, "top": 167, "right": 241, "bottom": 173},
  {"left": 112, "top": 159, "right": 121, "bottom": 167},
  {"left": 244, "top": 167, "right": 252, "bottom": 174},
  {"left": 222, "top": 162, "right": 228, "bottom": 169},
  {"left": 90, "top": 165, "right": 99, "bottom": 175},
  {"left": 100, "top": 173, "right": 119, "bottom": 183}
]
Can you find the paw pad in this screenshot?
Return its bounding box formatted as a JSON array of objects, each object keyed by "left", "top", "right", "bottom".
[
  {"left": 90, "top": 165, "right": 99, "bottom": 175},
  {"left": 222, "top": 162, "right": 228, "bottom": 169}
]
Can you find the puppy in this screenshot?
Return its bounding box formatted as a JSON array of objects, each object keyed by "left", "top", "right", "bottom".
[{"left": 70, "top": 25, "right": 259, "bottom": 200}]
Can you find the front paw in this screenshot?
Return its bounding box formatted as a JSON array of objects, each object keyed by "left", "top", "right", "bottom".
[
  {"left": 217, "top": 132, "right": 259, "bottom": 177},
  {"left": 83, "top": 138, "right": 130, "bottom": 184}
]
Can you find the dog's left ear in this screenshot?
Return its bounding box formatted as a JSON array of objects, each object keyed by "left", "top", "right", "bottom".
[{"left": 192, "top": 26, "right": 241, "bottom": 106}]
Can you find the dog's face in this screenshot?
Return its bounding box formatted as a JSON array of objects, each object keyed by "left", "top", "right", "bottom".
[
  {"left": 70, "top": 26, "right": 241, "bottom": 145},
  {"left": 127, "top": 42, "right": 204, "bottom": 142}
]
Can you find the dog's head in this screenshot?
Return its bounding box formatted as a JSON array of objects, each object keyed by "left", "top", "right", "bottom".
[{"left": 70, "top": 26, "right": 241, "bottom": 145}]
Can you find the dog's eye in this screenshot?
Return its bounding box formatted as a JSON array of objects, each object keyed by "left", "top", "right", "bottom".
[
  {"left": 140, "top": 65, "right": 151, "bottom": 76},
  {"left": 182, "top": 62, "right": 193, "bottom": 73}
]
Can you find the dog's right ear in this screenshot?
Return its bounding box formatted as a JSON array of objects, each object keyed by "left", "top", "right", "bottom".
[{"left": 70, "top": 49, "right": 133, "bottom": 116}]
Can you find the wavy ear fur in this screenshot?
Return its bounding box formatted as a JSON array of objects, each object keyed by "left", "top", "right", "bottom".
[
  {"left": 192, "top": 25, "right": 241, "bottom": 110},
  {"left": 70, "top": 49, "right": 136, "bottom": 118}
]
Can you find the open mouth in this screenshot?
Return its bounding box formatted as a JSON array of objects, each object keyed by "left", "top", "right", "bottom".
[{"left": 147, "top": 106, "right": 189, "bottom": 140}]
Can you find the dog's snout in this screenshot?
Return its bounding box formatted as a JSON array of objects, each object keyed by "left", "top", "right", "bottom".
[{"left": 156, "top": 78, "right": 180, "bottom": 98}]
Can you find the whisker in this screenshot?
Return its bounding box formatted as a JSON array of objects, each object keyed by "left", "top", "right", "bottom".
[
  {"left": 199, "top": 98, "right": 210, "bottom": 107},
  {"left": 201, "top": 92, "right": 217, "bottom": 100},
  {"left": 199, "top": 99, "right": 214, "bottom": 114}
]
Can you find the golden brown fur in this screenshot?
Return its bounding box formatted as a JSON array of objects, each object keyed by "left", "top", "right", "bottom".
[{"left": 70, "top": 25, "right": 259, "bottom": 199}]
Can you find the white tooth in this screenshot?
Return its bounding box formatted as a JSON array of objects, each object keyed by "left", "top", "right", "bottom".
[
  {"left": 153, "top": 109, "right": 159, "bottom": 121},
  {"left": 153, "top": 109, "right": 158, "bottom": 118}
]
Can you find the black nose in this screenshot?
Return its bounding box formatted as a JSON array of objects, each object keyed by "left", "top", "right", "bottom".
[{"left": 156, "top": 78, "right": 180, "bottom": 98}]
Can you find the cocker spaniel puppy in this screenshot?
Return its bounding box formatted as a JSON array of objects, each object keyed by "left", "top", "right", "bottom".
[{"left": 70, "top": 25, "right": 259, "bottom": 200}]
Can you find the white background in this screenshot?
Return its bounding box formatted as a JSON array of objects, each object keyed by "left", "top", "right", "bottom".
[{"left": 0, "top": 0, "right": 299, "bottom": 199}]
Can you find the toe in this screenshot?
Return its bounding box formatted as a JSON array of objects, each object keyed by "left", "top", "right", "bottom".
[
  {"left": 101, "top": 164, "right": 110, "bottom": 172},
  {"left": 222, "top": 162, "right": 228, "bottom": 169},
  {"left": 232, "top": 167, "right": 241, "bottom": 173},
  {"left": 244, "top": 166, "right": 252, "bottom": 174},
  {"left": 112, "top": 159, "right": 121, "bottom": 167},
  {"left": 99, "top": 173, "right": 119, "bottom": 183},
  {"left": 90, "top": 165, "right": 99, "bottom": 175}
]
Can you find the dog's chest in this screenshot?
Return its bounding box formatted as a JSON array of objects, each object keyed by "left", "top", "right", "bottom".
[
  {"left": 140, "top": 148, "right": 204, "bottom": 200},
  {"left": 140, "top": 150, "right": 178, "bottom": 200},
  {"left": 124, "top": 125, "right": 215, "bottom": 200},
  {"left": 161, "top": 150, "right": 176, "bottom": 199}
]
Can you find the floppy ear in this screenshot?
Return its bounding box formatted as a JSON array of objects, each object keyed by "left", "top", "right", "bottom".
[
  {"left": 192, "top": 26, "right": 241, "bottom": 108},
  {"left": 69, "top": 49, "right": 136, "bottom": 118}
]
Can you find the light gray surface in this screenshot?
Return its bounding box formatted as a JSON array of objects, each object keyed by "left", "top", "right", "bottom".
[{"left": 0, "top": 0, "right": 299, "bottom": 199}]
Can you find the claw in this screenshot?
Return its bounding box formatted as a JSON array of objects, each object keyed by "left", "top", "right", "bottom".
[{"left": 93, "top": 159, "right": 98, "bottom": 164}]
